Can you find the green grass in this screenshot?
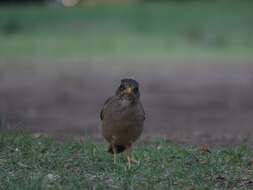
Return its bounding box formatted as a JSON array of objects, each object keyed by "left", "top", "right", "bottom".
[
  {"left": 0, "top": 134, "right": 253, "bottom": 189},
  {"left": 0, "top": 2, "right": 253, "bottom": 62}
]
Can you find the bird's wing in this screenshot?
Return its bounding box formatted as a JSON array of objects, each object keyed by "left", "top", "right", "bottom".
[
  {"left": 139, "top": 102, "right": 146, "bottom": 120},
  {"left": 100, "top": 96, "right": 114, "bottom": 120}
]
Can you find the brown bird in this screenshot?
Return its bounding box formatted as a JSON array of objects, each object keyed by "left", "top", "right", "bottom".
[{"left": 100, "top": 78, "right": 145, "bottom": 167}]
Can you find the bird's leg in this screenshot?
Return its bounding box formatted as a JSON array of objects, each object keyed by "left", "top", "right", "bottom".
[
  {"left": 112, "top": 146, "right": 117, "bottom": 164},
  {"left": 111, "top": 137, "right": 117, "bottom": 164},
  {"left": 126, "top": 147, "right": 131, "bottom": 168},
  {"left": 126, "top": 145, "right": 138, "bottom": 168}
]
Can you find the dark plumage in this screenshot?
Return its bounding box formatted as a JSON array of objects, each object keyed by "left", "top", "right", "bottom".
[
  {"left": 108, "top": 145, "right": 126, "bottom": 154},
  {"left": 100, "top": 78, "right": 145, "bottom": 165}
]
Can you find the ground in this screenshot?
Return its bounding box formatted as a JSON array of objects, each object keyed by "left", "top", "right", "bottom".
[
  {"left": 0, "top": 3, "right": 253, "bottom": 189},
  {"left": 0, "top": 60, "right": 253, "bottom": 147},
  {"left": 0, "top": 134, "right": 253, "bottom": 190}
]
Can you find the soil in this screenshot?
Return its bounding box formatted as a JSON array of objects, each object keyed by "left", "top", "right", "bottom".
[{"left": 1, "top": 60, "right": 253, "bottom": 147}]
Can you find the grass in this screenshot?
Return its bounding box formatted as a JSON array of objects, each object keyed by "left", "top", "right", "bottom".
[
  {"left": 0, "top": 2, "right": 253, "bottom": 62},
  {"left": 0, "top": 134, "right": 253, "bottom": 190}
]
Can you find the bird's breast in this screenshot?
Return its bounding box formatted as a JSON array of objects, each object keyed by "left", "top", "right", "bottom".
[
  {"left": 101, "top": 99, "right": 144, "bottom": 145},
  {"left": 103, "top": 101, "right": 143, "bottom": 126}
]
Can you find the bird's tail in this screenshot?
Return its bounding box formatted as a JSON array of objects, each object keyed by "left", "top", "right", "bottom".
[{"left": 108, "top": 145, "right": 126, "bottom": 154}]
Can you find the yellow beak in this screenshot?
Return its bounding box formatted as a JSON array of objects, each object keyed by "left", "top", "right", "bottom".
[{"left": 125, "top": 87, "right": 132, "bottom": 94}]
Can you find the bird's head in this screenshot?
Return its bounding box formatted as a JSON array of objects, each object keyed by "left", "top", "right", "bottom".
[{"left": 116, "top": 78, "right": 140, "bottom": 103}]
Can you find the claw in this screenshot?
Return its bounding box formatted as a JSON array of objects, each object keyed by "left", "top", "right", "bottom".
[{"left": 126, "top": 146, "right": 139, "bottom": 168}]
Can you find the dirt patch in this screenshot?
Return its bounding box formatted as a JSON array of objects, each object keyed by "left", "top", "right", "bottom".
[{"left": 1, "top": 60, "right": 253, "bottom": 146}]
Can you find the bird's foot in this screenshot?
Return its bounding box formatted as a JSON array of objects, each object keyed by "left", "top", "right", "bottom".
[
  {"left": 127, "top": 156, "right": 139, "bottom": 168},
  {"left": 113, "top": 152, "right": 117, "bottom": 164}
]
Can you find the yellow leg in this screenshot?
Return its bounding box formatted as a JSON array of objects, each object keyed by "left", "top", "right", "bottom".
[
  {"left": 126, "top": 148, "right": 131, "bottom": 168},
  {"left": 113, "top": 146, "right": 117, "bottom": 164},
  {"left": 126, "top": 146, "right": 138, "bottom": 168}
]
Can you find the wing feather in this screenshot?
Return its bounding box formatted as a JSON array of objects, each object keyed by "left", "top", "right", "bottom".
[
  {"left": 100, "top": 96, "right": 113, "bottom": 120},
  {"left": 139, "top": 102, "right": 146, "bottom": 120}
]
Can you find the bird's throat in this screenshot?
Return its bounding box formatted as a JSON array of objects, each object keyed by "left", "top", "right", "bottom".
[{"left": 120, "top": 98, "right": 132, "bottom": 107}]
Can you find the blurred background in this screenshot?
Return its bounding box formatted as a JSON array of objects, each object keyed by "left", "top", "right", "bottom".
[{"left": 0, "top": 0, "right": 253, "bottom": 146}]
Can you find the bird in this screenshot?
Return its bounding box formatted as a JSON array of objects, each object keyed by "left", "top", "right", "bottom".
[{"left": 100, "top": 78, "right": 145, "bottom": 167}]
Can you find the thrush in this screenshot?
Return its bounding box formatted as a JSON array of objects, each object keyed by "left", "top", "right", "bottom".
[{"left": 100, "top": 78, "right": 145, "bottom": 167}]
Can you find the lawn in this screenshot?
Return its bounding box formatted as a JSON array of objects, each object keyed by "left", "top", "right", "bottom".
[
  {"left": 0, "top": 134, "right": 253, "bottom": 189},
  {"left": 0, "top": 2, "right": 253, "bottom": 63}
]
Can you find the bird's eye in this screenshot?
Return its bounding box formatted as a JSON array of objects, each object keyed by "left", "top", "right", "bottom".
[
  {"left": 133, "top": 87, "right": 139, "bottom": 93},
  {"left": 119, "top": 85, "right": 125, "bottom": 90}
]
